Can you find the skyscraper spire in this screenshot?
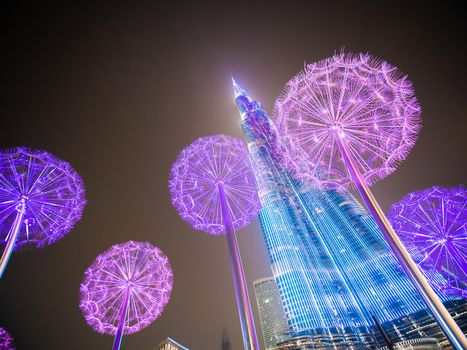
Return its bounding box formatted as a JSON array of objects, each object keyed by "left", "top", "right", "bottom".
[
  {"left": 231, "top": 78, "right": 256, "bottom": 121},
  {"left": 231, "top": 77, "right": 248, "bottom": 98}
]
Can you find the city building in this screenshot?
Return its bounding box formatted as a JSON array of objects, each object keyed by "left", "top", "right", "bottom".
[
  {"left": 272, "top": 337, "right": 441, "bottom": 350},
  {"left": 254, "top": 277, "right": 291, "bottom": 349},
  {"left": 154, "top": 337, "right": 190, "bottom": 350},
  {"left": 272, "top": 336, "right": 321, "bottom": 349},
  {"left": 221, "top": 328, "right": 232, "bottom": 350},
  {"left": 378, "top": 338, "right": 440, "bottom": 350},
  {"left": 233, "top": 80, "right": 466, "bottom": 349}
]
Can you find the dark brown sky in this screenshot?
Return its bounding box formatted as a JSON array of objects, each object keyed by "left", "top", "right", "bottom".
[{"left": 0, "top": 1, "right": 465, "bottom": 349}]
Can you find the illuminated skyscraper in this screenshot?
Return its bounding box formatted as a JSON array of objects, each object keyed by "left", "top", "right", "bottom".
[
  {"left": 254, "top": 277, "right": 291, "bottom": 349},
  {"left": 232, "top": 80, "right": 464, "bottom": 348}
]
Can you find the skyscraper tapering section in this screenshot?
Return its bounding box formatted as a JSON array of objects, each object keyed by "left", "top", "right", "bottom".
[
  {"left": 232, "top": 79, "right": 466, "bottom": 349},
  {"left": 254, "top": 277, "right": 291, "bottom": 349}
]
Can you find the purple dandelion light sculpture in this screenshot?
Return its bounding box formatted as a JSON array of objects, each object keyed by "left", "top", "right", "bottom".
[
  {"left": 273, "top": 52, "right": 422, "bottom": 187},
  {"left": 169, "top": 134, "right": 261, "bottom": 350},
  {"left": 0, "top": 147, "right": 86, "bottom": 279},
  {"left": 0, "top": 327, "right": 15, "bottom": 350},
  {"left": 79, "top": 241, "right": 173, "bottom": 350},
  {"left": 273, "top": 52, "right": 466, "bottom": 349},
  {"left": 388, "top": 185, "right": 466, "bottom": 297}
]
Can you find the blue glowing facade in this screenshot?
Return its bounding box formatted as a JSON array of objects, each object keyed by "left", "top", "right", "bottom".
[{"left": 232, "top": 80, "right": 462, "bottom": 347}]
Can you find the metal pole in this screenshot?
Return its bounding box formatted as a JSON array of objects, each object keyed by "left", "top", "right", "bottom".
[
  {"left": 372, "top": 315, "right": 394, "bottom": 350},
  {"left": 0, "top": 199, "right": 26, "bottom": 279},
  {"left": 112, "top": 288, "right": 130, "bottom": 350},
  {"left": 335, "top": 133, "right": 467, "bottom": 350},
  {"left": 218, "top": 181, "right": 260, "bottom": 350}
]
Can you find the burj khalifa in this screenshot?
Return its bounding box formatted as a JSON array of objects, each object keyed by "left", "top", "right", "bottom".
[{"left": 233, "top": 80, "right": 465, "bottom": 349}]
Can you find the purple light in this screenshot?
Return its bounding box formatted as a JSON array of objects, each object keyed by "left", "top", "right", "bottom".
[
  {"left": 272, "top": 53, "right": 467, "bottom": 348},
  {"left": 169, "top": 134, "right": 260, "bottom": 235},
  {"left": 0, "top": 147, "right": 86, "bottom": 250},
  {"left": 388, "top": 185, "right": 466, "bottom": 297},
  {"left": 168, "top": 134, "right": 261, "bottom": 348},
  {"left": 272, "top": 52, "right": 421, "bottom": 188},
  {"left": 79, "top": 241, "right": 173, "bottom": 336},
  {"left": 0, "top": 327, "right": 15, "bottom": 350}
]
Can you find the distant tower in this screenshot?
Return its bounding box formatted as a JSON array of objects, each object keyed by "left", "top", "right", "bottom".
[
  {"left": 232, "top": 79, "right": 464, "bottom": 348},
  {"left": 221, "top": 328, "right": 232, "bottom": 350},
  {"left": 154, "top": 337, "right": 190, "bottom": 350},
  {"left": 254, "top": 277, "right": 290, "bottom": 349}
]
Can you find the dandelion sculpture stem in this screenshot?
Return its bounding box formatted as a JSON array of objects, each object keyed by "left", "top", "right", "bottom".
[
  {"left": 0, "top": 147, "right": 86, "bottom": 279},
  {"left": 273, "top": 52, "right": 467, "bottom": 349},
  {"left": 218, "top": 182, "right": 258, "bottom": 349},
  {"left": 112, "top": 288, "right": 130, "bottom": 350},
  {"left": 169, "top": 135, "right": 261, "bottom": 350},
  {"left": 0, "top": 199, "right": 25, "bottom": 278},
  {"left": 335, "top": 134, "right": 466, "bottom": 349}
]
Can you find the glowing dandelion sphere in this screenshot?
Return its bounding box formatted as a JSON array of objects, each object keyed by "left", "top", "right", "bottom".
[
  {"left": 0, "top": 327, "right": 15, "bottom": 350},
  {"left": 0, "top": 147, "right": 86, "bottom": 250},
  {"left": 388, "top": 185, "right": 466, "bottom": 297},
  {"left": 79, "top": 241, "right": 173, "bottom": 335},
  {"left": 169, "top": 134, "right": 260, "bottom": 235},
  {"left": 273, "top": 52, "right": 422, "bottom": 188}
]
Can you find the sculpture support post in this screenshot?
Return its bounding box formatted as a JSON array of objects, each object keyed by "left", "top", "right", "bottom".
[
  {"left": 218, "top": 182, "right": 259, "bottom": 350},
  {"left": 335, "top": 133, "right": 467, "bottom": 350},
  {"left": 0, "top": 199, "right": 26, "bottom": 279},
  {"left": 112, "top": 288, "right": 130, "bottom": 350}
]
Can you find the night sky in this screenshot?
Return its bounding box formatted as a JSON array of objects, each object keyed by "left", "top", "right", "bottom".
[{"left": 0, "top": 2, "right": 466, "bottom": 349}]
